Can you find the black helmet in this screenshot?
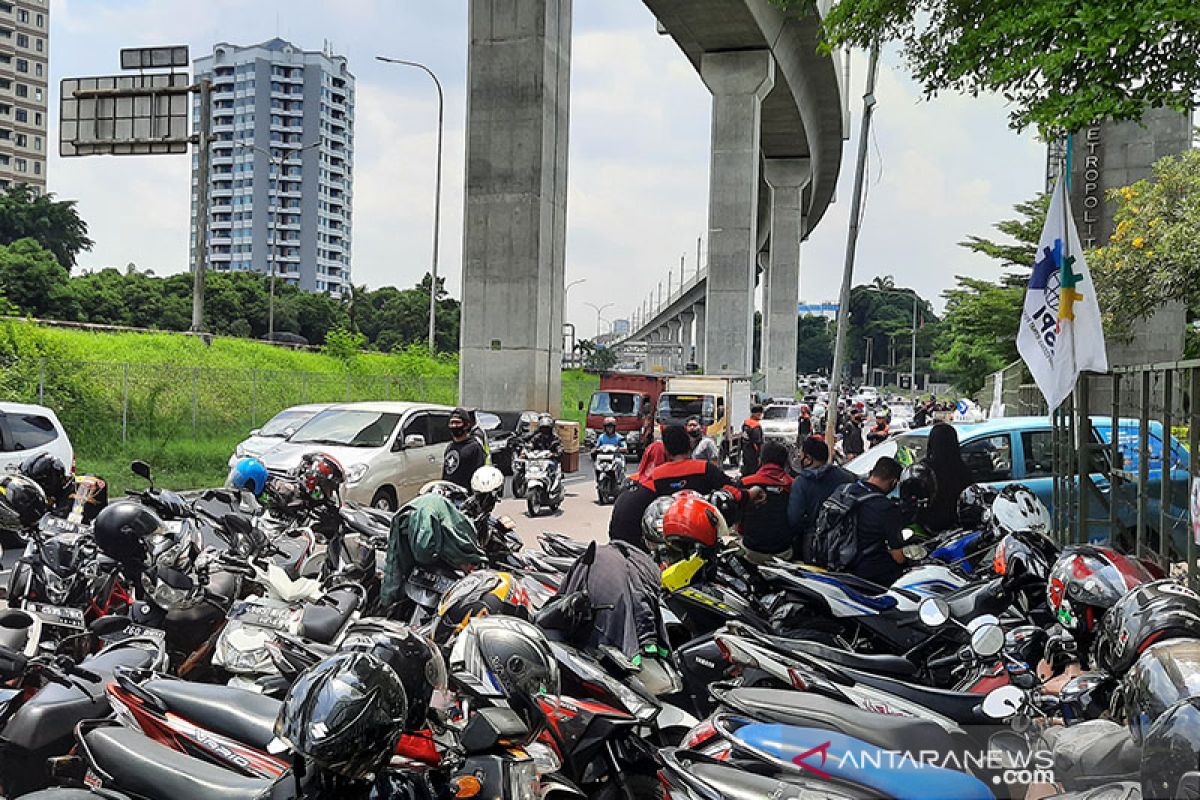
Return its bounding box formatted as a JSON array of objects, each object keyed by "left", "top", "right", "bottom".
[
  {"left": 339, "top": 622, "right": 447, "bottom": 733},
  {"left": 898, "top": 461, "right": 937, "bottom": 515},
  {"left": 992, "top": 529, "right": 1059, "bottom": 582},
  {"left": 449, "top": 616, "right": 558, "bottom": 736},
  {"left": 275, "top": 651, "right": 408, "bottom": 780},
  {"left": 433, "top": 570, "right": 532, "bottom": 646},
  {"left": 19, "top": 452, "right": 70, "bottom": 505},
  {"left": 1092, "top": 580, "right": 1200, "bottom": 676},
  {"left": 1122, "top": 638, "right": 1200, "bottom": 744},
  {"left": 537, "top": 414, "right": 554, "bottom": 432},
  {"left": 1141, "top": 696, "right": 1200, "bottom": 800},
  {"left": 956, "top": 484, "right": 998, "bottom": 530},
  {"left": 0, "top": 474, "right": 48, "bottom": 528},
  {"left": 297, "top": 452, "right": 344, "bottom": 505},
  {"left": 92, "top": 501, "right": 165, "bottom": 571}
]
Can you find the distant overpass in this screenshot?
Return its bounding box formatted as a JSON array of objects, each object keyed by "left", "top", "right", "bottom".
[{"left": 612, "top": 0, "right": 847, "bottom": 394}]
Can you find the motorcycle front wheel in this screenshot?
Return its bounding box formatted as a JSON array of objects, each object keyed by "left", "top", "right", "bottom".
[{"left": 526, "top": 492, "right": 540, "bottom": 517}]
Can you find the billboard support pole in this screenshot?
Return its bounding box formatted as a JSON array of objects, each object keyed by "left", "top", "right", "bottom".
[{"left": 190, "top": 78, "right": 212, "bottom": 332}]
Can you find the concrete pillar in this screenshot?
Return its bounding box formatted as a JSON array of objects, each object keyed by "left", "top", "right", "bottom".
[
  {"left": 762, "top": 158, "right": 811, "bottom": 399},
  {"left": 459, "top": 0, "right": 572, "bottom": 413},
  {"left": 679, "top": 308, "right": 696, "bottom": 366},
  {"left": 693, "top": 302, "right": 707, "bottom": 369},
  {"left": 700, "top": 50, "right": 774, "bottom": 376},
  {"left": 667, "top": 317, "right": 683, "bottom": 372}
]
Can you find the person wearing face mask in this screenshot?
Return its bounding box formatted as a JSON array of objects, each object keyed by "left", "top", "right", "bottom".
[
  {"left": 685, "top": 415, "right": 720, "bottom": 464},
  {"left": 443, "top": 407, "right": 487, "bottom": 490},
  {"left": 787, "top": 436, "right": 855, "bottom": 559}
]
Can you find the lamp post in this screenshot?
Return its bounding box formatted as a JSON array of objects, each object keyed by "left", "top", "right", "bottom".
[
  {"left": 237, "top": 139, "right": 320, "bottom": 341},
  {"left": 584, "top": 301, "right": 615, "bottom": 339},
  {"left": 376, "top": 56, "right": 444, "bottom": 353}
]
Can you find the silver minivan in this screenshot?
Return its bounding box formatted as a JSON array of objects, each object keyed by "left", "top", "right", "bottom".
[{"left": 258, "top": 401, "right": 455, "bottom": 511}]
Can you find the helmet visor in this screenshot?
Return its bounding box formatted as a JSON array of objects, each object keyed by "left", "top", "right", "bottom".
[
  {"left": 1127, "top": 639, "right": 1200, "bottom": 742},
  {"left": 1072, "top": 555, "right": 1154, "bottom": 608}
]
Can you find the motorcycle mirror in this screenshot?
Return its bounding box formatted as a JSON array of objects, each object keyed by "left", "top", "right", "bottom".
[
  {"left": 160, "top": 567, "right": 195, "bottom": 591},
  {"left": 130, "top": 460, "right": 153, "bottom": 484},
  {"left": 981, "top": 685, "right": 1025, "bottom": 720},
  {"left": 970, "top": 623, "right": 1006, "bottom": 658},
  {"left": 901, "top": 527, "right": 916, "bottom": 542},
  {"left": 581, "top": 540, "right": 597, "bottom": 567},
  {"left": 0, "top": 644, "right": 28, "bottom": 678},
  {"left": 918, "top": 597, "right": 951, "bottom": 628},
  {"left": 89, "top": 615, "right": 132, "bottom": 638}
]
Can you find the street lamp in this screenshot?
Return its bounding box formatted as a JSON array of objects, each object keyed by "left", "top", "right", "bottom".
[
  {"left": 584, "top": 301, "right": 615, "bottom": 339},
  {"left": 376, "top": 55, "right": 444, "bottom": 353},
  {"left": 236, "top": 139, "right": 320, "bottom": 341}
]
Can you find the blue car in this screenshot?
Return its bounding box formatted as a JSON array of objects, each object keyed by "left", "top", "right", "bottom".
[{"left": 845, "top": 416, "right": 1189, "bottom": 548}]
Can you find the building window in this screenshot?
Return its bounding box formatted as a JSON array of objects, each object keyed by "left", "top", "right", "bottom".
[
  {"left": 15, "top": 58, "right": 26, "bottom": 72},
  {"left": 14, "top": 108, "right": 25, "bottom": 122},
  {"left": 14, "top": 133, "right": 25, "bottom": 146},
  {"left": 33, "top": 135, "right": 40, "bottom": 150},
  {"left": 34, "top": 37, "right": 40, "bottom": 52},
  {"left": 14, "top": 83, "right": 26, "bottom": 98},
  {"left": 14, "top": 157, "right": 25, "bottom": 172},
  {"left": 33, "top": 62, "right": 40, "bottom": 77},
  {"left": 33, "top": 111, "right": 39, "bottom": 125},
  {"left": 16, "top": 8, "right": 26, "bottom": 22},
  {"left": 32, "top": 160, "right": 38, "bottom": 175},
  {"left": 35, "top": 13, "right": 42, "bottom": 27},
  {"left": 33, "top": 87, "right": 40, "bottom": 102},
  {"left": 16, "top": 32, "right": 26, "bottom": 47}
]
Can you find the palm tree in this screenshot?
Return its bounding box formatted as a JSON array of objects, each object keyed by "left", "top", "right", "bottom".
[{"left": 871, "top": 274, "right": 896, "bottom": 292}]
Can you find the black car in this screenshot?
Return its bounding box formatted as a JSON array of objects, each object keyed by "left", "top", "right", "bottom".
[{"left": 480, "top": 410, "right": 538, "bottom": 476}]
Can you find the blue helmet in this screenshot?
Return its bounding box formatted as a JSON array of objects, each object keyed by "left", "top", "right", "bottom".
[{"left": 226, "top": 457, "right": 268, "bottom": 497}]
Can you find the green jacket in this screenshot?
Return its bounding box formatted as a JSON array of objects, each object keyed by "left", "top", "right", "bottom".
[{"left": 380, "top": 493, "right": 486, "bottom": 608}]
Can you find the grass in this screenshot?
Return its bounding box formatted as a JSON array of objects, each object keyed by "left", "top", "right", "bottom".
[{"left": 2, "top": 320, "right": 600, "bottom": 492}]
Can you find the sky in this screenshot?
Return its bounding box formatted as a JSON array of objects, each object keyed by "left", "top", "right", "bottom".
[{"left": 48, "top": 1, "right": 1045, "bottom": 339}]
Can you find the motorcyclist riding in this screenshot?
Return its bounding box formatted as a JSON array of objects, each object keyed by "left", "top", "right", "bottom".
[
  {"left": 596, "top": 416, "right": 626, "bottom": 451},
  {"left": 528, "top": 413, "right": 563, "bottom": 456}
]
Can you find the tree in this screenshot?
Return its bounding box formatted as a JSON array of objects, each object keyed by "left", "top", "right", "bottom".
[
  {"left": 796, "top": 315, "right": 833, "bottom": 375},
  {"left": 0, "top": 185, "right": 93, "bottom": 269},
  {"left": 933, "top": 194, "right": 1047, "bottom": 393},
  {"left": 322, "top": 325, "right": 367, "bottom": 368},
  {"left": 1090, "top": 149, "right": 1200, "bottom": 340},
  {"left": 776, "top": 0, "right": 1200, "bottom": 132},
  {"left": 0, "top": 238, "right": 71, "bottom": 317},
  {"left": 845, "top": 278, "right": 936, "bottom": 375}
]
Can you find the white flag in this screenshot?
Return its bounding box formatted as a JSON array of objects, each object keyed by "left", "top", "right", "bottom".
[{"left": 1016, "top": 178, "right": 1108, "bottom": 411}]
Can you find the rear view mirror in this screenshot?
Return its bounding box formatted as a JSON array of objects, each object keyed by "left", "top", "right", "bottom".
[
  {"left": 403, "top": 434, "right": 427, "bottom": 449},
  {"left": 918, "top": 597, "right": 951, "bottom": 628},
  {"left": 89, "top": 615, "right": 131, "bottom": 638},
  {"left": 981, "top": 685, "right": 1025, "bottom": 720},
  {"left": 130, "top": 460, "right": 152, "bottom": 482},
  {"left": 578, "top": 401, "right": 584, "bottom": 411},
  {"left": 970, "top": 623, "right": 1006, "bottom": 658}
]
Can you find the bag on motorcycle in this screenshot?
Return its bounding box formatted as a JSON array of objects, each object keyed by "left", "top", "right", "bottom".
[
  {"left": 805, "top": 482, "right": 869, "bottom": 571},
  {"left": 380, "top": 493, "right": 486, "bottom": 608}
]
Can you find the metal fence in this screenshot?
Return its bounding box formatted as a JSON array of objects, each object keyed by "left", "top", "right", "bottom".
[
  {"left": 1052, "top": 362, "right": 1198, "bottom": 588},
  {"left": 8, "top": 359, "right": 598, "bottom": 450}
]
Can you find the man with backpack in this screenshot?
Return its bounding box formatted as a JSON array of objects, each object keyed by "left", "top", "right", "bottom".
[
  {"left": 788, "top": 437, "right": 855, "bottom": 557},
  {"left": 805, "top": 456, "right": 907, "bottom": 585}
]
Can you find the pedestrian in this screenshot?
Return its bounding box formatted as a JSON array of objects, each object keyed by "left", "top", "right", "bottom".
[
  {"left": 841, "top": 409, "right": 865, "bottom": 460},
  {"left": 443, "top": 407, "right": 487, "bottom": 490},
  {"left": 913, "top": 395, "right": 936, "bottom": 428},
  {"left": 685, "top": 415, "right": 720, "bottom": 464},
  {"left": 634, "top": 437, "right": 667, "bottom": 480},
  {"left": 787, "top": 436, "right": 855, "bottom": 557},
  {"left": 910, "top": 422, "right": 971, "bottom": 534},
  {"left": 740, "top": 404, "right": 765, "bottom": 477},
  {"left": 609, "top": 424, "right": 756, "bottom": 549},
  {"left": 736, "top": 441, "right": 794, "bottom": 563},
  {"left": 866, "top": 414, "right": 890, "bottom": 448}
]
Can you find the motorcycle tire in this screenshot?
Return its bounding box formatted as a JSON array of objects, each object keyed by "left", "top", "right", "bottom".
[
  {"left": 513, "top": 480, "right": 525, "bottom": 499},
  {"left": 597, "top": 487, "right": 607, "bottom": 505},
  {"left": 608, "top": 772, "right": 664, "bottom": 800},
  {"left": 526, "top": 493, "right": 539, "bottom": 517}
]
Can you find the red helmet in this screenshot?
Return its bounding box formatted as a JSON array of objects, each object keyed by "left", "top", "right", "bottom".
[
  {"left": 1047, "top": 545, "right": 1153, "bottom": 642},
  {"left": 661, "top": 493, "right": 726, "bottom": 549},
  {"left": 298, "top": 452, "right": 345, "bottom": 504}
]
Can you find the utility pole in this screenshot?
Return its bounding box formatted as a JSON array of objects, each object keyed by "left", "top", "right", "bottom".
[
  {"left": 680, "top": 253, "right": 685, "bottom": 288},
  {"left": 910, "top": 294, "right": 918, "bottom": 393},
  {"left": 825, "top": 45, "right": 880, "bottom": 457},
  {"left": 190, "top": 78, "right": 213, "bottom": 333},
  {"left": 696, "top": 236, "right": 702, "bottom": 277}
]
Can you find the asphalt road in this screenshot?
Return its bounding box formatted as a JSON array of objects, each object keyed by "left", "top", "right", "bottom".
[{"left": 0, "top": 454, "right": 620, "bottom": 583}]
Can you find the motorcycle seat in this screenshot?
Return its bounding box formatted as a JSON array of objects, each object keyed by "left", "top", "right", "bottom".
[
  {"left": 140, "top": 678, "right": 282, "bottom": 750},
  {"left": 763, "top": 634, "right": 918, "bottom": 678},
  {"left": 298, "top": 587, "right": 360, "bottom": 643},
  {"left": 84, "top": 726, "right": 272, "bottom": 800},
  {"left": 716, "top": 688, "right": 958, "bottom": 755},
  {"left": 2, "top": 646, "right": 159, "bottom": 753},
  {"left": 842, "top": 668, "right": 987, "bottom": 725},
  {"left": 731, "top": 722, "right": 994, "bottom": 800}
]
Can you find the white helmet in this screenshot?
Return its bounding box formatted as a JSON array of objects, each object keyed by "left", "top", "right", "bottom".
[
  {"left": 471, "top": 466, "right": 504, "bottom": 496},
  {"left": 991, "top": 484, "right": 1051, "bottom": 536}
]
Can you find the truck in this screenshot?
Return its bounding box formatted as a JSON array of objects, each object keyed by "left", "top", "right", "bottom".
[
  {"left": 584, "top": 372, "right": 669, "bottom": 456},
  {"left": 655, "top": 376, "right": 753, "bottom": 465}
]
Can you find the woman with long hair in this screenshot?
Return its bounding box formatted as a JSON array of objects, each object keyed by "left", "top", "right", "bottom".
[{"left": 915, "top": 422, "right": 970, "bottom": 532}]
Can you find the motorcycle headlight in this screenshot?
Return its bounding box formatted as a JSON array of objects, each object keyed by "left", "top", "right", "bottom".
[
  {"left": 345, "top": 463, "right": 369, "bottom": 484},
  {"left": 214, "top": 623, "right": 277, "bottom": 674},
  {"left": 523, "top": 742, "right": 562, "bottom": 776},
  {"left": 43, "top": 570, "right": 71, "bottom": 604},
  {"left": 507, "top": 757, "right": 539, "bottom": 800}
]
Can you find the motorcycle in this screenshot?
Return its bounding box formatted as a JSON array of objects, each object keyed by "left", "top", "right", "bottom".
[
  {"left": 592, "top": 445, "right": 624, "bottom": 505},
  {"left": 523, "top": 450, "right": 564, "bottom": 517}
]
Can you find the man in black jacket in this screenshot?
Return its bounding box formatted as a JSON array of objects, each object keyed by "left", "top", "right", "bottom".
[
  {"left": 844, "top": 457, "right": 906, "bottom": 585},
  {"left": 787, "top": 437, "right": 855, "bottom": 557},
  {"left": 737, "top": 442, "right": 794, "bottom": 562}
]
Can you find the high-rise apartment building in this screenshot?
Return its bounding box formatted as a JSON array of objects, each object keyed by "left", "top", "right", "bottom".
[
  {"left": 0, "top": 0, "right": 49, "bottom": 194},
  {"left": 192, "top": 38, "right": 353, "bottom": 296}
]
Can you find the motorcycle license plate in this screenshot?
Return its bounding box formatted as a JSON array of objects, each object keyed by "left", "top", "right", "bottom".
[
  {"left": 228, "top": 600, "right": 295, "bottom": 632},
  {"left": 410, "top": 568, "right": 456, "bottom": 593},
  {"left": 38, "top": 516, "right": 89, "bottom": 536},
  {"left": 102, "top": 623, "right": 167, "bottom": 644},
  {"left": 24, "top": 602, "right": 85, "bottom": 630}
]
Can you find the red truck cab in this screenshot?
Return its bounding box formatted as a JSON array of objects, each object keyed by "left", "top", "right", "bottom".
[{"left": 585, "top": 373, "right": 668, "bottom": 456}]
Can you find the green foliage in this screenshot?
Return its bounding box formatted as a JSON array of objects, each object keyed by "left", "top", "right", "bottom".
[
  {"left": 0, "top": 238, "right": 71, "bottom": 317},
  {"left": 774, "top": 0, "right": 1200, "bottom": 131},
  {"left": 846, "top": 277, "right": 938, "bottom": 373},
  {"left": 933, "top": 194, "right": 1046, "bottom": 394},
  {"left": 1090, "top": 150, "right": 1200, "bottom": 336},
  {"left": 322, "top": 325, "right": 367, "bottom": 368},
  {"left": 796, "top": 315, "right": 833, "bottom": 375},
  {"left": 0, "top": 185, "right": 93, "bottom": 269}
]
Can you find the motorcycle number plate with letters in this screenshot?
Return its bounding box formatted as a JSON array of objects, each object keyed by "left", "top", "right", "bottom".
[
  {"left": 24, "top": 601, "right": 85, "bottom": 630},
  {"left": 228, "top": 600, "right": 294, "bottom": 632}
]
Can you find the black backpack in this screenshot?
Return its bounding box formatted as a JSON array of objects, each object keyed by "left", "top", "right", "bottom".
[{"left": 805, "top": 482, "right": 870, "bottom": 570}]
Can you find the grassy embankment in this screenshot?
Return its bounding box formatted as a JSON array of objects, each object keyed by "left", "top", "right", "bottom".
[{"left": 0, "top": 320, "right": 596, "bottom": 493}]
